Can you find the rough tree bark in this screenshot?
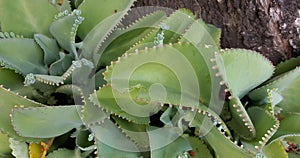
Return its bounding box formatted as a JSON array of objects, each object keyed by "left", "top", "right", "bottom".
[{"left": 135, "top": 0, "right": 300, "bottom": 64}]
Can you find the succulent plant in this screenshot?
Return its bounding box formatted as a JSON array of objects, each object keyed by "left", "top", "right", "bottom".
[{"left": 0, "top": 0, "right": 299, "bottom": 157}]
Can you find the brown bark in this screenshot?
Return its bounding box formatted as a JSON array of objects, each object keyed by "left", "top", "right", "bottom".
[{"left": 135, "top": 0, "right": 300, "bottom": 64}]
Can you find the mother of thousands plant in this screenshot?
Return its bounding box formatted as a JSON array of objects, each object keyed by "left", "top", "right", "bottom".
[{"left": 0, "top": 0, "right": 299, "bottom": 157}]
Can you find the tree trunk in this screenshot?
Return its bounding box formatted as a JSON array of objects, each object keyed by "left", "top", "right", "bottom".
[{"left": 135, "top": 0, "right": 300, "bottom": 64}]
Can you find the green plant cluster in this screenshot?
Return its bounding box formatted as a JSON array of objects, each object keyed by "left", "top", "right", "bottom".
[{"left": 0, "top": 0, "right": 299, "bottom": 157}]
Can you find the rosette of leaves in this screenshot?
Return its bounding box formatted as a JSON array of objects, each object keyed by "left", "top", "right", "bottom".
[{"left": 0, "top": 0, "right": 299, "bottom": 157}]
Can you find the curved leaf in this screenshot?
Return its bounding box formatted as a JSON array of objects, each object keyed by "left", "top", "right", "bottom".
[
  {"left": 77, "top": 0, "right": 135, "bottom": 38},
  {"left": 274, "top": 56, "right": 300, "bottom": 76},
  {"left": 89, "top": 85, "right": 151, "bottom": 124},
  {"left": 98, "top": 11, "right": 167, "bottom": 67},
  {"left": 9, "top": 138, "right": 29, "bottom": 158},
  {"left": 228, "top": 97, "right": 255, "bottom": 140},
  {"left": 80, "top": 11, "right": 127, "bottom": 63},
  {"left": 95, "top": 139, "right": 141, "bottom": 158},
  {"left": 0, "top": 132, "right": 11, "bottom": 156},
  {"left": 90, "top": 119, "right": 140, "bottom": 154},
  {"left": 272, "top": 113, "right": 300, "bottom": 140},
  {"left": 0, "top": 86, "right": 45, "bottom": 142},
  {"left": 46, "top": 148, "right": 80, "bottom": 158},
  {"left": 34, "top": 34, "right": 60, "bottom": 66},
  {"left": 148, "top": 127, "right": 191, "bottom": 158},
  {"left": 215, "top": 49, "right": 274, "bottom": 98},
  {"left": 183, "top": 135, "right": 213, "bottom": 158},
  {"left": 242, "top": 107, "right": 279, "bottom": 151},
  {"left": 104, "top": 43, "right": 211, "bottom": 107},
  {"left": 11, "top": 105, "right": 82, "bottom": 138},
  {"left": 0, "top": 38, "right": 48, "bottom": 75},
  {"left": 0, "top": 0, "right": 57, "bottom": 37},
  {"left": 50, "top": 14, "right": 79, "bottom": 54},
  {"left": 262, "top": 140, "right": 288, "bottom": 158},
  {"left": 249, "top": 67, "right": 300, "bottom": 113}
]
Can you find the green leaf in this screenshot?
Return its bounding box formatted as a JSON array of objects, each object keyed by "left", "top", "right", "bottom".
[
  {"left": 95, "top": 139, "right": 141, "bottom": 158},
  {"left": 148, "top": 126, "right": 191, "bottom": 158},
  {"left": 50, "top": 14, "right": 78, "bottom": 54},
  {"left": 77, "top": 0, "right": 135, "bottom": 38},
  {"left": 227, "top": 97, "right": 255, "bottom": 140},
  {"left": 274, "top": 56, "right": 300, "bottom": 76},
  {"left": 249, "top": 67, "right": 300, "bottom": 113},
  {"left": 272, "top": 113, "right": 300, "bottom": 140},
  {"left": 9, "top": 138, "right": 29, "bottom": 158},
  {"left": 215, "top": 49, "right": 274, "bottom": 98},
  {"left": 0, "top": 38, "right": 48, "bottom": 75},
  {"left": 0, "top": 0, "right": 58, "bottom": 37},
  {"left": 262, "top": 140, "right": 288, "bottom": 158},
  {"left": 0, "top": 68, "right": 25, "bottom": 90},
  {"left": 162, "top": 9, "right": 195, "bottom": 43},
  {"left": 80, "top": 11, "right": 127, "bottom": 63},
  {"left": 190, "top": 111, "right": 255, "bottom": 158},
  {"left": 113, "top": 116, "right": 149, "bottom": 149},
  {"left": 0, "top": 86, "right": 45, "bottom": 142},
  {"left": 180, "top": 19, "right": 221, "bottom": 47},
  {"left": 183, "top": 135, "right": 213, "bottom": 158},
  {"left": 49, "top": 52, "right": 73, "bottom": 76},
  {"left": 46, "top": 148, "right": 80, "bottom": 158},
  {"left": 11, "top": 105, "right": 82, "bottom": 138},
  {"left": 242, "top": 107, "right": 279, "bottom": 151},
  {"left": 89, "top": 85, "right": 151, "bottom": 124},
  {"left": 97, "top": 11, "right": 167, "bottom": 67},
  {"left": 0, "top": 132, "right": 11, "bottom": 156},
  {"left": 104, "top": 43, "right": 211, "bottom": 107},
  {"left": 90, "top": 119, "right": 140, "bottom": 153},
  {"left": 75, "top": 129, "right": 95, "bottom": 151},
  {"left": 34, "top": 34, "right": 60, "bottom": 66}
]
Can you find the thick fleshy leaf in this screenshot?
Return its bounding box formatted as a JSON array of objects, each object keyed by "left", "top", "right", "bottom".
[
  {"left": 148, "top": 126, "right": 191, "bottom": 158},
  {"left": 190, "top": 111, "right": 255, "bottom": 158},
  {"left": 262, "top": 140, "right": 288, "bottom": 158},
  {"left": 50, "top": 14, "right": 79, "bottom": 54},
  {"left": 90, "top": 119, "right": 140, "bottom": 153},
  {"left": 0, "top": 86, "right": 45, "bottom": 142},
  {"left": 34, "top": 34, "right": 60, "bottom": 66},
  {"left": 9, "top": 138, "right": 29, "bottom": 158},
  {"left": 180, "top": 19, "right": 221, "bottom": 47},
  {"left": 77, "top": 0, "right": 135, "bottom": 38},
  {"left": 127, "top": 9, "right": 196, "bottom": 52},
  {"left": 80, "top": 11, "right": 127, "bottom": 63},
  {"left": 0, "top": 38, "right": 48, "bottom": 75},
  {"left": 75, "top": 130, "right": 95, "bottom": 151},
  {"left": 0, "top": 0, "right": 57, "bottom": 37},
  {"left": 11, "top": 105, "right": 82, "bottom": 138},
  {"left": 98, "top": 11, "right": 167, "bottom": 67},
  {"left": 46, "top": 148, "right": 80, "bottom": 158},
  {"left": 0, "top": 68, "right": 25, "bottom": 90},
  {"left": 49, "top": 52, "right": 73, "bottom": 76},
  {"left": 104, "top": 43, "right": 211, "bottom": 107},
  {"left": 249, "top": 67, "right": 300, "bottom": 113},
  {"left": 183, "top": 135, "right": 213, "bottom": 158},
  {"left": 0, "top": 132, "right": 11, "bottom": 156},
  {"left": 242, "top": 107, "right": 279, "bottom": 151},
  {"left": 215, "top": 49, "right": 274, "bottom": 98},
  {"left": 227, "top": 97, "right": 255, "bottom": 140},
  {"left": 89, "top": 85, "right": 151, "bottom": 124},
  {"left": 95, "top": 139, "right": 141, "bottom": 158},
  {"left": 274, "top": 56, "right": 300, "bottom": 76},
  {"left": 113, "top": 116, "right": 149, "bottom": 149},
  {"left": 272, "top": 113, "right": 300, "bottom": 140}
]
